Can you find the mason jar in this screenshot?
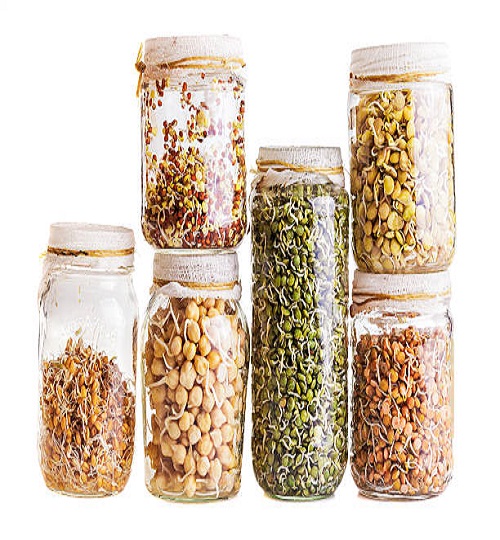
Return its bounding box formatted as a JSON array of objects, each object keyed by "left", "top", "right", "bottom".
[
  {"left": 142, "top": 251, "right": 249, "bottom": 501},
  {"left": 250, "top": 146, "right": 349, "bottom": 499},
  {"left": 351, "top": 270, "right": 454, "bottom": 499},
  {"left": 138, "top": 35, "right": 247, "bottom": 249},
  {"left": 38, "top": 223, "right": 138, "bottom": 497},
  {"left": 349, "top": 42, "right": 455, "bottom": 273}
]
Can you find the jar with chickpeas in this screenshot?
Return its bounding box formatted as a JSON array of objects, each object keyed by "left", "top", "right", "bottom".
[
  {"left": 349, "top": 43, "right": 455, "bottom": 273},
  {"left": 142, "top": 251, "right": 249, "bottom": 501},
  {"left": 351, "top": 270, "right": 454, "bottom": 499}
]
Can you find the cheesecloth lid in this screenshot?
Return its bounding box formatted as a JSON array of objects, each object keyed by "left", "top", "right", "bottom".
[
  {"left": 255, "top": 146, "right": 345, "bottom": 189},
  {"left": 46, "top": 223, "right": 135, "bottom": 269},
  {"left": 153, "top": 250, "right": 241, "bottom": 299},
  {"left": 350, "top": 42, "right": 451, "bottom": 79}
]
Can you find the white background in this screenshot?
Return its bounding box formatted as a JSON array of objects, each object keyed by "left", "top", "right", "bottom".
[{"left": 0, "top": 0, "right": 497, "bottom": 538}]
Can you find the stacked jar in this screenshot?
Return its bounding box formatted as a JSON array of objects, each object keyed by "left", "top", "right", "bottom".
[
  {"left": 138, "top": 35, "right": 250, "bottom": 501},
  {"left": 348, "top": 43, "right": 456, "bottom": 499},
  {"left": 250, "top": 147, "right": 350, "bottom": 499}
]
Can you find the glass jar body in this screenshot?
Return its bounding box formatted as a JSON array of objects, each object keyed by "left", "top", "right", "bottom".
[
  {"left": 349, "top": 78, "right": 455, "bottom": 273},
  {"left": 38, "top": 263, "right": 138, "bottom": 497},
  {"left": 251, "top": 177, "right": 349, "bottom": 499},
  {"left": 141, "top": 69, "right": 246, "bottom": 249},
  {"left": 142, "top": 289, "right": 249, "bottom": 501},
  {"left": 351, "top": 304, "right": 453, "bottom": 499}
]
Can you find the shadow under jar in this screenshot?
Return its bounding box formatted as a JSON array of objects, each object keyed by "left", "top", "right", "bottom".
[
  {"left": 251, "top": 147, "right": 349, "bottom": 500},
  {"left": 139, "top": 35, "right": 247, "bottom": 249},
  {"left": 142, "top": 251, "right": 249, "bottom": 501},
  {"left": 349, "top": 43, "right": 455, "bottom": 273},
  {"left": 351, "top": 270, "right": 454, "bottom": 499},
  {"left": 38, "top": 223, "right": 138, "bottom": 497}
]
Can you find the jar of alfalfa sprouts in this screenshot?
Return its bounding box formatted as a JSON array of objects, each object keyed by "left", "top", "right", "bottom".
[
  {"left": 351, "top": 270, "right": 453, "bottom": 499},
  {"left": 349, "top": 43, "right": 455, "bottom": 273},
  {"left": 38, "top": 223, "right": 138, "bottom": 497},
  {"left": 137, "top": 35, "right": 246, "bottom": 249},
  {"left": 142, "top": 251, "right": 249, "bottom": 501}
]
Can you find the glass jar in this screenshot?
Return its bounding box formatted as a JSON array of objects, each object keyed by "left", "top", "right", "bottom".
[
  {"left": 142, "top": 251, "right": 249, "bottom": 501},
  {"left": 250, "top": 147, "right": 349, "bottom": 499},
  {"left": 351, "top": 270, "right": 454, "bottom": 499},
  {"left": 38, "top": 223, "right": 138, "bottom": 497},
  {"left": 138, "top": 35, "right": 247, "bottom": 249},
  {"left": 349, "top": 43, "right": 455, "bottom": 273}
]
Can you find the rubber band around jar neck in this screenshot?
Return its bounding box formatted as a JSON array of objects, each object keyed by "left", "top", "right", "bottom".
[
  {"left": 352, "top": 289, "right": 451, "bottom": 306},
  {"left": 46, "top": 246, "right": 135, "bottom": 258}
]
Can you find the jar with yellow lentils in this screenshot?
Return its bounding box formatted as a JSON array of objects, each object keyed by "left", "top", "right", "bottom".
[
  {"left": 142, "top": 251, "right": 249, "bottom": 501},
  {"left": 351, "top": 270, "right": 453, "bottom": 499},
  {"left": 349, "top": 43, "right": 455, "bottom": 273}
]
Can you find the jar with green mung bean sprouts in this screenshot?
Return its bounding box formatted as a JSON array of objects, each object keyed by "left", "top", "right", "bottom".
[
  {"left": 349, "top": 43, "right": 455, "bottom": 273},
  {"left": 250, "top": 146, "right": 349, "bottom": 500}
]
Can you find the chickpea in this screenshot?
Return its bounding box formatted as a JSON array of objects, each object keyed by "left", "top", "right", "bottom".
[
  {"left": 183, "top": 341, "right": 197, "bottom": 362},
  {"left": 221, "top": 400, "right": 235, "bottom": 424},
  {"left": 180, "top": 361, "right": 196, "bottom": 389},
  {"left": 198, "top": 335, "right": 211, "bottom": 357},
  {"left": 184, "top": 475, "right": 197, "bottom": 498},
  {"left": 219, "top": 471, "right": 235, "bottom": 493},
  {"left": 202, "top": 392, "right": 215, "bottom": 413},
  {"left": 210, "top": 428, "right": 223, "bottom": 448},
  {"left": 188, "top": 385, "right": 203, "bottom": 408},
  {"left": 213, "top": 381, "right": 226, "bottom": 402},
  {"left": 188, "top": 424, "right": 202, "bottom": 445},
  {"left": 209, "top": 458, "right": 222, "bottom": 482},
  {"left": 216, "top": 363, "right": 227, "bottom": 383},
  {"left": 154, "top": 339, "right": 166, "bottom": 358},
  {"left": 165, "top": 354, "right": 177, "bottom": 369},
  {"left": 196, "top": 411, "right": 211, "bottom": 433},
  {"left": 225, "top": 384, "right": 235, "bottom": 399},
  {"left": 167, "top": 420, "right": 181, "bottom": 440},
  {"left": 165, "top": 368, "right": 180, "bottom": 390},
  {"left": 175, "top": 385, "right": 188, "bottom": 407},
  {"left": 155, "top": 472, "right": 169, "bottom": 492},
  {"left": 166, "top": 387, "right": 176, "bottom": 402},
  {"left": 198, "top": 305, "right": 207, "bottom": 317},
  {"left": 207, "top": 350, "right": 222, "bottom": 370},
  {"left": 170, "top": 336, "right": 183, "bottom": 356},
  {"left": 227, "top": 361, "right": 238, "bottom": 382},
  {"left": 207, "top": 370, "right": 216, "bottom": 387},
  {"left": 197, "top": 455, "right": 210, "bottom": 477},
  {"left": 151, "top": 358, "right": 166, "bottom": 377},
  {"left": 187, "top": 321, "right": 201, "bottom": 343},
  {"left": 172, "top": 444, "right": 187, "bottom": 466},
  {"left": 183, "top": 451, "right": 196, "bottom": 474},
  {"left": 204, "top": 298, "right": 215, "bottom": 309},
  {"left": 221, "top": 423, "right": 234, "bottom": 444},
  {"left": 185, "top": 300, "right": 200, "bottom": 322},
  {"left": 151, "top": 385, "right": 166, "bottom": 406},
  {"left": 208, "top": 307, "right": 220, "bottom": 318},
  {"left": 210, "top": 407, "right": 226, "bottom": 429},
  {"left": 197, "top": 433, "right": 213, "bottom": 456},
  {"left": 194, "top": 355, "right": 209, "bottom": 376},
  {"left": 217, "top": 445, "right": 234, "bottom": 469},
  {"left": 161, "top": 437, "right": 173, "bottom": 457},
  {"left": 215, "top": 299, "right": 226, "bottom": 313},
  {"left": 179, "top": 411, "right": 191, "bottom": 432},
  {"left": 208, "top": 447, "right": 216, "bottom": 460}
]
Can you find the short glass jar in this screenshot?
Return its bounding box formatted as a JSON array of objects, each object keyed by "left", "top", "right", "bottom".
[
  {"left": 250, "top": 146, "right": 349, "bottom": 499},
  {"left": 142, "top": 251, "right": 249, "bottom": 501},
  {"left": 139, "top": 35, "right": 247, "bottom": 249},
  {"left": 351, "top": 270, "right": 453, "bottom": 499},
  {"left": 349, "top": 43, "right": 455, "bottom": 273},
  {"left": 38, "top": 223, "right": 138, "bottom": 497}
]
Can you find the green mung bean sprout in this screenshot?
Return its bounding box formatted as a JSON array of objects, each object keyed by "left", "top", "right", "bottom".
[{"left": 251, "top": 175, "right": 349, "bottom": 499}]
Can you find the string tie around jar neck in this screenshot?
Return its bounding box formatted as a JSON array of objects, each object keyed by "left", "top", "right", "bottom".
[
  {"left": 256, "top": 159, "right": 343, "bottom": 176},
  {"left": 46, "top": 246, "right": 135, "bottom": 258},
  {"left": 152, "top": 278, "right": 239, "bottom": 291}
]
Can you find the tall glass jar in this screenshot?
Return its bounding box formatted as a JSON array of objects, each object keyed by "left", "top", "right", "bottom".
[
  {"left": 251, "top": 147, "right": 349, "bottom": 499},
  {"left": 38, "top": 223, "right": 138, "bottom": 497},
  {"left": 351, "top": 270, "right": 454, "bottom": 499},
  {"left": 142, "top": 251, "right": 249, "bottom": 501},
  {"left": 138, "top": 35, "right": 247, "bottom": 249},
  {"left": 349, "top": 43, "right": 455, "bottom": 273}
]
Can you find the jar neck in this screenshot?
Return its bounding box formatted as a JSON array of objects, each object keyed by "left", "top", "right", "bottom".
[
  {"left": 351, "top": 294, "right": 450, "bottom": 317},
  {"left": 44, "top": 253, "right": 134, "bottom": 274},
  {"left": 152, "top": 279, "right": 241, "bottom": 301}
]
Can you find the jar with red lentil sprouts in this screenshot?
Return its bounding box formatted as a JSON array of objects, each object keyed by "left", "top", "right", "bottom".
[
  {"left": 38, "top": 223, "right": 138, "bottom": 497},
  {"left": 349, "top": 43, "right": 455, "bottom": 273},
  {"left": 142, "top": 251, "right": 249, "bottom": 501},
  {"left": 138, "top": 35, "right": 247, "bottom": 249},
  {"left": 351, "top": 270, "right": 453, "bottom": 499}
]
